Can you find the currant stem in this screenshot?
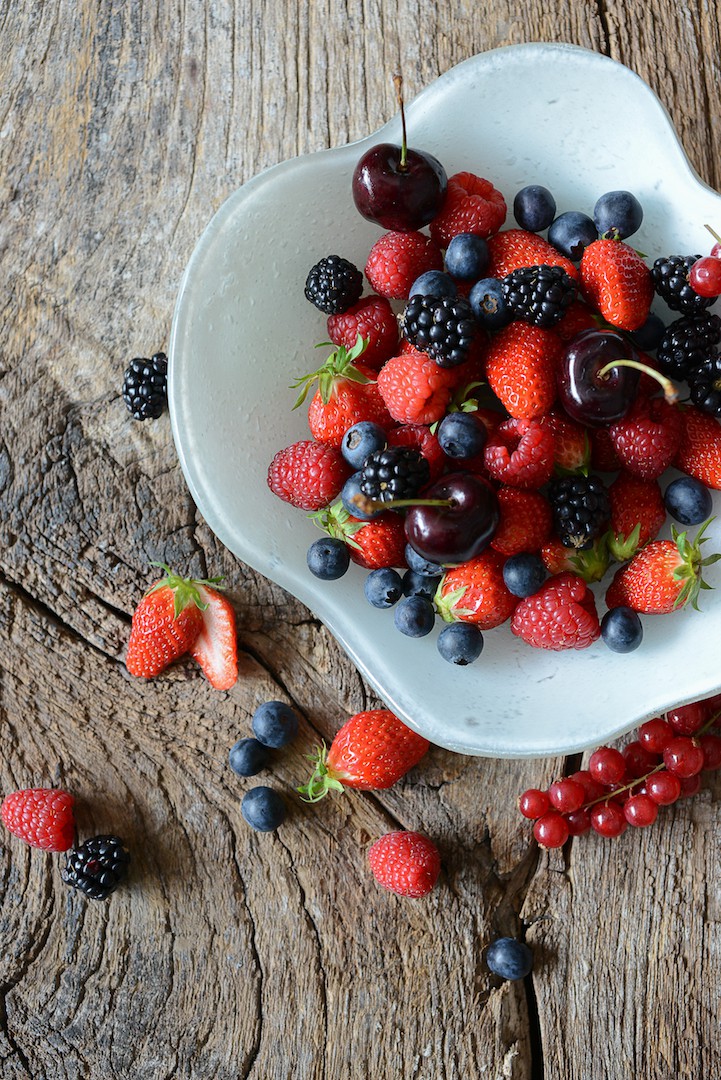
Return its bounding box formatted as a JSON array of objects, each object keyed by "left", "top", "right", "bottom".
[
  {"left": 596, "top": 358, "right": 679, "bottom": 404},
  {"left": 393, "top": 73, "right": 408, "bottom": 171},
  {"left": 704, "top": 224, "right": 721, "bottom": 245}
]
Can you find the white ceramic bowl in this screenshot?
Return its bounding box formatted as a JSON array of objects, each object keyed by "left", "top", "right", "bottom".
[{"left": 169, "top": 43, "right": 721, "bottom": 757}]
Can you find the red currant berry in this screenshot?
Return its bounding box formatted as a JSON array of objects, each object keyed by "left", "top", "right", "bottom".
[
  {"left": 569, "top": 770, "right": 605, "bottom": 802},
  {"left": 623, "top": 793, "right": 659, "bottom": 828},
  {"left": 663, "top": 736, "right": 705, "bottom": 778},
  {"left": 565, "top": 807, "right": 591, "bottom": 836},
  {"left": 646, "top": 770, "right": 681, "bottom": 806},
  {"left": 588, "top": 746, "right": 626, "bottom": 786},
  {"left": 699, "top": 733, "right": 721, "bottom": 771},
  {"left": 711, "top": 241, "right": 721, "bottom": 259},
  {"left": 666, "top": 702, "right": 706, "bottom": 736},
  {"left": 623, "top": 740, "right": 658, "bottom": 779},
  {"left": 638, "top": 717, "right": 673, "bottom": 754},
  {"left": 518, "top": 788, "right": 550, "bottom": 819},
  {"left": 533, "top": 811, "right": 569, "bottom": 849},
  {"left": 689, "top": 255, "right": 721, "bottom": 298},
  {"left": 678, "top": 774, "right": 702, "bottom": 799},
  {"left": 590, "top": 801, "right": 627, "bottom": 838},
  {"left": 547, "top": 778, "right": 585, "bottom": 814}
]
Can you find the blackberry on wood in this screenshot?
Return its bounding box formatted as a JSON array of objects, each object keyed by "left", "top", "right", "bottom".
[
  {"left": 401, "top": 295, "right": 477, "bottom": 367},
  {"left": 650, "top": 255, "right": 715, "bottom": 315},
  {"left": 359, "top": 446, "right": 430, "bottom": 503},
  {"left": 549, "top": 475, "right": 610, "bottom": 550},
  {"left": 304, "top": 255, "right": 363, "bottom": 315},
  {"left": 688, "top": 354, "right": 721, "bottom": 417},
  {"left": 502, "top": 264, "right": 576, "bottom": 327},
  {"left": 62, "top": 835, "right": 130, "bottom": 901},
  {"left": 655, "top": 312, "right": 721, "bottom": 380},
  {"left": 122, "top": 352, "right": 168, "bottom": 420}
]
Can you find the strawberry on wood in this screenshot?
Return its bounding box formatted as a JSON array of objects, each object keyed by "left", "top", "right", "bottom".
[{"left": 189, "top": 586, "right": 238, "bottom": 691}]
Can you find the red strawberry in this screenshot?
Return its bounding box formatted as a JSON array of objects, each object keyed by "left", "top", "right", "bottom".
[
  {"left": 387, "top": 423, "right": 446, "bottom": 480},
  {"left": 1, "top": 788, "right": 76, "bottom": 852},
  {"left": 484, "top": 322, "right": 560, "bottom": 419},
  {"left": 126, "top": 564, "right": 219, "bottom": 678},
  {"left": 484, "top": 417, "right": 556, "bottom": 489},
  {"left": 376, "top": 349, "right": 455, "bottom": 425},
  {"left": 436, "top": 549, "right": 516, "bottom": 629},
  {"left": 486, "top": 229, "right": 579, "bottom": 280},
  {"left": 327, "top": 295, "right": 399, "bottom": 370},
  {"left": 608, "top": 472, "right": 666, "bottom": 559},
  {"left": 580, "top": 239, "right": 653, "bottom": 331},
  {"left": 267, "top": 439, "right": 350, "bottom": 510},
  {"left": 540, "top": 538, "right": 610, "bottom": 583},
  {"left": 298, "top": 709, "right": 429, "bottom": 800},
  {"left": 609, "top": 395, "right": 682, "bottom": 480},
  {"left": 674, "top": 406, "right": 721, "bottom": 489},
  {"left": 605, "top": 523, "right": 721, "bottom": 614},
  {"left": 189, "top": 585, "right": 238, "bottom": 690},
  {"left": 429, "top": 172, "right": 506, "bottom": 245},
  {"left": 316, "top": 503, "right": 407, "bottom": 570},
  {"left": 365, "top": 231, "right": 443, "bottom": 299},
  {"left": 539, "top": 411, "right": 590, "bottom": 474},
  {"left": 491, "top": 488, "right": 553, "bottom": 556},
  {"left": 511, "top": 572, "right": 601, "bottom": 650},
  {"left": 368, "top": 831, "right": 441, "bottom": 898}
]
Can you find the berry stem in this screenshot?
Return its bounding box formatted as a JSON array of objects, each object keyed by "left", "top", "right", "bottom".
[
  {"left": 393, "top": 73, "right": 408, "bottom": 171},
  {"left": 704, "top": 224, "right": 721, "bottom": 245},
  {"left": 596, "top": 358, "right": 679, "bottom": 404}
]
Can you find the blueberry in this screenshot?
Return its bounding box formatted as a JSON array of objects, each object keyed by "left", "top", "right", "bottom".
[
  {"left": 364, "top": 567, "right": 403, "bottom": 608},
  {"left": 663, "top": 476, "right": 713, "bottom": 525},
  {"left": 241, "top": 786, "right": 287, "bottom": 832},
  {"left": 252, "top": 700, "right": 300, "bottom": 748},
  {"left": 444, "top": 233, "right": 490, "bottom": 282},
  {"left": 409, "top": 269, "right": 457, "bottom": 299},
  {"left": 486, "top": 937, "right": 533, "bottom": 981},
  {"left": 437, "top": 622, "right": 484, "bottom": 665},
  {"left": 437, "top": 412, "right": 487, "bottom": 459},
  {"left": 229, "top": 737, "right": 270, "bottom": 777},
  {"left": 341, "top": 421, "right": 387, "bottom": 470},
  {"left": 393, "top": 595, "right": 436, "bottom": 638},
  {"left": 340, "top": 472, "right": 380, "bottom": 520},
  {"left": 630, "top": 312, "right": 666, "bottom": 352},
  {"left": 601, "top": 606, "right": 643, "bottom": 653},
  {"left": 307, "top": 537, "right": 350, "bottom": 580},
  {"left": 513, "top": 185, "right": 556, "bottom": 232},
  {"left": 548, "top": 211, "right": 597, "bottom": 261},
  {"left": 469, "top": 277, "right": 513, "bottom": 330},
  {"left": 401, "top": 569, "right": 441, "bottom": 601},
  {"left": 404, "top": 544, "right": 444, "bottom": 577},
  {"left": 593, "top": 190, "right": 643, "bottom": 240},
  {"left": 502, "top": 553, "right": 547, "bottom": 598}
]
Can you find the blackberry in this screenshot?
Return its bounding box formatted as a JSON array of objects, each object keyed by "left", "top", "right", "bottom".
[
  {"left": 549, "top": 475, "right": 610, "bottom": 550},
  {"left": 401, "top": 294, "right": 477, "bottom": 367},
  {"left": 655, "top": 312, "right": 721, "bottom": 380},
  {"left": 304, "top": 255, "right": 363, "bottom": 315},
  {"left": 122, "top": 352, "right": 168, "bottom": 420},
  {"left": 650, "top": 255, "right": 715, "bottom": 315},
  {"left": 359, "top": 446, "right": 430, "bottom": 503},
  {"left": 62, "top": 835, "right": 130, "bottom": 901},
  {"left": 502, "top": 264, "right": 576, "bottom": 327},
  {"left": 688, "top": 354, "right": 721, "bottom": 417}
]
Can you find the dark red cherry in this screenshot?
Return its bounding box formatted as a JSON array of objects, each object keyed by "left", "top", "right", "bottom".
[
  {"left": 352, "top": 75, "right": 447, "bottom": 232},
  {"left": 404, "top": 472, "right": 499, "bottom": 564},
  {"left": 556, "top": 328, "right": 641, "bottom": 427}
]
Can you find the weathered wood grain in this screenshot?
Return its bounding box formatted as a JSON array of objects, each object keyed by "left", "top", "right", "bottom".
[{"left": 0, "top": 2, "right": 720, "bottom": 1078}]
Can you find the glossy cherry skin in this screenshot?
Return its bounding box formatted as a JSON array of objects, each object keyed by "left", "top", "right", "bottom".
[
  {"left": 352, "top": 143, "right": 448, "bottom": 232},
  {"left": 556, "top": 328, "right": 641, "bottom": 427},
  {"left": 404, "top": 472, "right": 499, "bottom": 565}
]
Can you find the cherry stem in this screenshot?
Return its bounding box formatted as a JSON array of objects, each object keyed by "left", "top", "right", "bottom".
[
  {"left": 352, "top": 492, "right": 452, "bottom": 516},
  {"left": 393, "top": 73, "right": 408, "bottom": 170},
  {"left": 596, "top": 358, "right": 679, "bottom": 404},
  {"left": 581, "top": 707, "right": 721, "bottom": 811},
  {"left": 704, "top": 223, "right": 721, "bottom": 245}
]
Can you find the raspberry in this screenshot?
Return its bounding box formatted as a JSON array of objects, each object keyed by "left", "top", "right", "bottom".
[
  {"left": 490, "top": 488, "right": 553, "bottom": 556},
  {"left": 327, "top": 295, "right": 399, "bottom": 371},
  {"left": 376, "top": 350, "right": 455, "bottom": 425},
  {"left": 365, "top": 231, "right": 443, "bottom": 300},
  {"left": 1, "top": 788, "right": 76, "bottom": 851},
  {"left": 511, "top": 572, "right": 601, "bottom": 651},
  {"left": 429, "top": 172, "right": 507, "bottom": 245},
  {"left": 483, "top": 418, "right": 555, "bottom": 489},
  {"left": 267, "top": 439, "right": 350, "bottom": 510}
]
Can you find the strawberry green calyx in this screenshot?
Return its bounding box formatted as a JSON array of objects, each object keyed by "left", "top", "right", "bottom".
[
  {"left": 297, "top": 743, "right": 347, "bottom": 803},
  {"left": 434, "top": 582, "right": 472, "bottom": 623},
  {"left": 569, "top": 536, "right": 611, "bottom": 583},
  {"left": 671, "top": 519, "right": 721, "bottom": 610},
  {"left": 607, "top": 523, "right": 641, "bottom": 564},
  {"left": 290, "top": 335, "right": 370, "bottom": 409},
  {"left": 146, "top": 562, "right": 224, "bottom": 618},
  {"left": 310, "top": 502, "right": 364, "bottom": 550}
]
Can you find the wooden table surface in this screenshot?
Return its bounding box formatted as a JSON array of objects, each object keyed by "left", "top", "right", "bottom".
[{"left": 2, "top": 4, "right": 721, "bottom": 1078}]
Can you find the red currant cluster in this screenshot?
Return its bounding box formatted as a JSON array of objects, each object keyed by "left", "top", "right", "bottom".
[
  {"left": 689, "top": 226, "right": 721, "bottom": 299},
  {"left": 519, "top": 693, "right": 721, "bottom": 847}
]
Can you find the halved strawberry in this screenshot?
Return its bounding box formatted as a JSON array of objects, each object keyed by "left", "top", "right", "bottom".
[
  {"left": 189, "top": 586, "right": 238, "bottom": 690},
  {"left": 126, "top": 564, "right": 220, "bottom": 678}
]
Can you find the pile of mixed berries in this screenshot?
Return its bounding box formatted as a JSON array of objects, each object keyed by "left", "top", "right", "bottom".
[{"left": 267, "top": 86, "right": 721, "bottom": 665}]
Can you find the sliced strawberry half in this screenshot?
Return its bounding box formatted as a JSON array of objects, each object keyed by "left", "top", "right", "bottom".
[{"left": 189, "top": 586, "right": 238, "bottom": 690}]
